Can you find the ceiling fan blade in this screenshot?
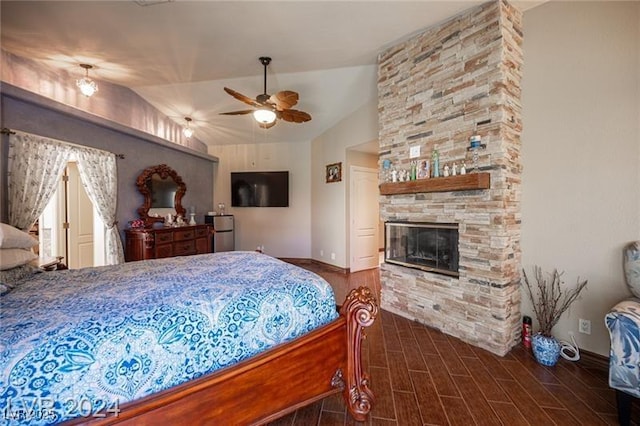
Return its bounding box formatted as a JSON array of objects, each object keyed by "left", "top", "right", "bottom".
[
  {"left": 224, "top": 87, "right": 262, "bottom": 108},
  {"left": 278, "top": 109, "right": 312, "bottom": 123},
  {"left": 219, "top": 109, "right": 254, "bottom": 116},
  {"left": 269, "top": 91, "right": 299, "bottom": 110},
  {"left": 258, "top": 120, "right": 277, "bottom": 129}
]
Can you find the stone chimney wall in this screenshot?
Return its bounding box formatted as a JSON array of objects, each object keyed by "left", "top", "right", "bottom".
[{"left": 378, "top": 0, "right": 523, "bottom": 356}]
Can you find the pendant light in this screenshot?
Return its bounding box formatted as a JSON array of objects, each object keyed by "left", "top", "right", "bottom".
[
  {"left": 76, "top": 64, "right": 98, "bottom": 97},
  {"left": 183, "top": 117, "right": 194, "bottom": 138}
]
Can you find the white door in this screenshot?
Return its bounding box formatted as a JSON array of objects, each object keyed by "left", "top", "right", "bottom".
[
  {"left": 66, "top": 162, "right": 94, "bottom": 269},
  {"left": 349, "top": 166, "right": 380, "bottom": 272}
]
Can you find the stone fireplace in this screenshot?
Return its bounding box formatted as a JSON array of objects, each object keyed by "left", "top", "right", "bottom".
[
  {"left": 385, "top": 221, "right": 459, "bottom": 277},
  {"left": 378, "top": 0, "right": 523, "bottom": 356}
]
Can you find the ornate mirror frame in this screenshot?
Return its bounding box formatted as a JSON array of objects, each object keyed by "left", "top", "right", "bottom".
[{"left": 136, "top": 164, "right": 186, "bottom": 226}]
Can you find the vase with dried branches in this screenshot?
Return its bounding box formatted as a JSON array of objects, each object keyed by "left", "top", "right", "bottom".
[{"left": 522, "top": 266, "right": 588, "bottom": 366}]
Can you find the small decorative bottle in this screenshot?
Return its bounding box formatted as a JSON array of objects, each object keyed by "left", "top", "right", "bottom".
[
  {"left": 432, "top": 148, "right": 440, "bottom": 178},
  {"left": 452, "top": 162, "right": 458, "bottom": 176},
  {"left": 382, "top": 159, "right": 392, "bottom": 182},
  {"left": 460, "top": 162, "right": 467, "bottom": 175},
  {"left": 410, "top": 161, "right": 417, "bottom": 181},
  {"left": 443, "top": 164, "right": 450, "bottom": 177}
]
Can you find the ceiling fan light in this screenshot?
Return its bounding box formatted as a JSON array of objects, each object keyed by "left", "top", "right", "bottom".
[{"left": 253, "top": 108, "right": 276, "bottom": 124}]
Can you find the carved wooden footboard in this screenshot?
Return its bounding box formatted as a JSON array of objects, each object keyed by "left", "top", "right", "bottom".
[
  {"left": 67, "top": 286, "right": 378, "bottom": 425},
  {"left": 338, "top": 286, "right": 377, "bottom": 420}
]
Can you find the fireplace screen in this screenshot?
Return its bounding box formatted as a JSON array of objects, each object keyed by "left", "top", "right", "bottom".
[{"left": 385, "top": 222, "right": 459, "bottom": 277}]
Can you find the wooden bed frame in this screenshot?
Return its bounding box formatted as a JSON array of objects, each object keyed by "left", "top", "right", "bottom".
[{"left": 67, "top": 286, "right": 378, "bottom": 425}]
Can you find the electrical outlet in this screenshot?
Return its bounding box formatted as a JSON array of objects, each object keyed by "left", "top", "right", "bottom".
[
  {"left": 320, "top": 250, "right": 324, "bottom": 257},
  {"left": 409, "top": 145, "right": 420, "bottom": 158},
  {"left": 331, "top": 252, "right": 336, "bottom": 260},
  {"left": 578, "top": 318, "right": 591, "bottom": 335}
]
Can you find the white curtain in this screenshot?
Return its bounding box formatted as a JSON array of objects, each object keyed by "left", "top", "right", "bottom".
[
  {"left": 7, "top": 130, "right": 125, "bottom": 265},
  {"left": 7, "top": 132, "right": 73, "bottom": 230},
  {"left": 75, "top": 147, "right": 124, "bottom": 265}
]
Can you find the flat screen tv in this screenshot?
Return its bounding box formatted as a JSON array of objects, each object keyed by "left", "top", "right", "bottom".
[{"left": 231, "top": 171, "right": 289, "bottom": 207}]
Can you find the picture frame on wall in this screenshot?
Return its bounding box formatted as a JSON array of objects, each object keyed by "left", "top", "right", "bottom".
[{"left": 326, "top": 162, "right": 342, "bottom": 183}]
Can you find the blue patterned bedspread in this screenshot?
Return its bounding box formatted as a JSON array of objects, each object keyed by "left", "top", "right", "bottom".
[{"left": 0, "top": 252, "right": 338, "bottom": 425}]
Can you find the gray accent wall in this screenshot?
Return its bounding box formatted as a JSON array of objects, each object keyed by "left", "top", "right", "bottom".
[{"left": 1, "top": 88, "right": 216, "bottom": 242}]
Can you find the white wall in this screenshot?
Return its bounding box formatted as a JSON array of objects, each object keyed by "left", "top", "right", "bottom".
[
  {"left": 207, "top": 98, "right": 377, "bottom": 264},
  {"left": 311, "top": 99, "right": 378, "bottom": 268},
  {"left": 521, "top": 1, "right": 640, "bottom": 356},
  {"left": 208, "top": 141, "right": 312, "bottom": 258}
]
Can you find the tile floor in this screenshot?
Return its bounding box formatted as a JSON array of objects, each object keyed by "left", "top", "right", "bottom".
[{"left": 269, "top": 262, "right": 636, "bottom": 426}]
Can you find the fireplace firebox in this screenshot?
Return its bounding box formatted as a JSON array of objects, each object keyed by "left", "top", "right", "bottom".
[{"left": 385, "top": 221, "right": 459, "bottom": 277}]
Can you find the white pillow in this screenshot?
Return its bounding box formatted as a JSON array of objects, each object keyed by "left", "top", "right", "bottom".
[
  {"left": 0, "top": 248, "right": 38, "bottom": 270},
  {"left": 0, "top": 223, "right": 38, "bottom": 249}
]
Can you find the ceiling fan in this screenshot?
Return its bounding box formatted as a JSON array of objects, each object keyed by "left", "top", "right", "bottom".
[{"left": 221, "top": 57, "right": 312, "bottom": 129}]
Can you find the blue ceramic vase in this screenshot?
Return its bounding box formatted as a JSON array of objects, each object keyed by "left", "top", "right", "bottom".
[{"left": 532, "top": 333, "right": 561, "bottom": 366}]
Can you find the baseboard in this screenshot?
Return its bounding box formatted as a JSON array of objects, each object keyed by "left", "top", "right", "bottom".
[
  {"left": 310, "top": 259, "right": 350, "bottom": 274},
  {"left": 278, "top": 257, "right": 314, "bottom": 266},
  {"left": 279, "top": 257, "right": 350, "bottom": 274},
  {"left": 578, "top": 348, "right": 609, "bottom": 373}
]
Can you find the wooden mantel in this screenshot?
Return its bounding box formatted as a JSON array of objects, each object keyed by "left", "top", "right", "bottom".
[{"left": 379, "top": 172, "right": 490, "bottom": 195}]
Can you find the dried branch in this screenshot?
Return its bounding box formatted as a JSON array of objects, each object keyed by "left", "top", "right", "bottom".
[{"left": 521, "top": 266, "right": 588, "bottom": 336}]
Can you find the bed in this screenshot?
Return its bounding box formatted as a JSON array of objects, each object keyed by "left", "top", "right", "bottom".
[{"left": 0, "top": 251, "right": 377, "bottom": 425}]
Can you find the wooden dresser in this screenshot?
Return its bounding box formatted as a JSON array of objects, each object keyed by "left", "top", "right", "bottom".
[{"left": 125, "top": 225, "right": 212, "bottom": 262}]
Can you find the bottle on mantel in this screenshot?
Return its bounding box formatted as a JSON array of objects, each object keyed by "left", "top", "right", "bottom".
[{"left": 432, "top": 147, "right": 440, "bottom": 178}]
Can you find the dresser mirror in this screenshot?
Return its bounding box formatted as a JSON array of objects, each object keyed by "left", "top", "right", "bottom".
[{"left": 136, "top": 164, "right": 186, "bottom": 226}]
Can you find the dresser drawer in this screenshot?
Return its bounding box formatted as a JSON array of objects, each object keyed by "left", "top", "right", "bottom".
[
  {"left": 174, "top": 240, "right": 196, "bottom": 255},
  {"left": 156, "top": 244, "right": 174, "bottom": 258},
  {"left": 155, "top": 232, "right": 174, "bottom": 245},
  {"left": 196, "top": 237, "right": 210, "bottom": 254},
  {"left": 195, "top": 227, "right": 209, "bottom": 238},
  {"left": 174, "top": 230, "right": 195, "bottom": 242}
]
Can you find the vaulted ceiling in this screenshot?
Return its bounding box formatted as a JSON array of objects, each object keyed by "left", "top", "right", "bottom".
[{"left": 0, "top": 1, "right": 540, "bottom": 147}]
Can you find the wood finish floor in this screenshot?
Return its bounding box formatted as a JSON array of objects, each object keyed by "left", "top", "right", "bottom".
[{"left": 270, "top": 261, "right": 633, "bottom": 426}]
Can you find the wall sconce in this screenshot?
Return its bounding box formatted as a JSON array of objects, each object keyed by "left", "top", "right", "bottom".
[
  {"left": 183, "top": 117, "right": 194, "bottom": 138},
  {"left": 76, "top": 64, "right": 98, "bottom": 97}
]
